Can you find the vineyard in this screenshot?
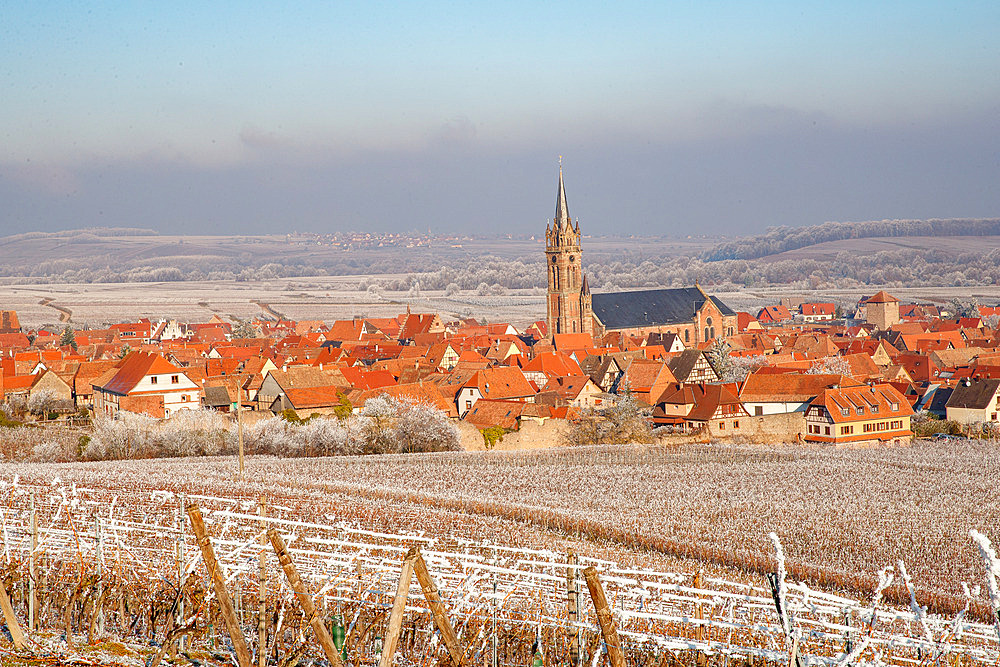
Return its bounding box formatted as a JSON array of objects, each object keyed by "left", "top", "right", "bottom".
[{"left": 1, "top": 444, "right": 999, "bottom": 666}]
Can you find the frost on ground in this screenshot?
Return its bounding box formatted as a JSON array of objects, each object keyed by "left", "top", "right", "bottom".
[
  {"left": 1, "top": 448, "right": 999, "bottom": 667},
  {"left": 3, "top": 440, "right": 998, "bottom": 604}
]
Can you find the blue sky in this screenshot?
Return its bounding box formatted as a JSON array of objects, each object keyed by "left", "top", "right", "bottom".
[{"left": 2, "top": 1, "right": 998, "bottom": 236}]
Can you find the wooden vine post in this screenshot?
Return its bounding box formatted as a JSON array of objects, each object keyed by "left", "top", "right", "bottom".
[
  {"left": 411, "top": 547, "right": 466, "bottom": 667},
  {"left": 95, "top": 516, "right": 105, "bottom": 638},
  {"left": 187, "top": 505, "right": 252, "bottom": 667},
  {"left": 267, "top": 528, "right": 345, "bottom": 667},
  {"left": 0, "top": 578, "right": 27, "bottom": 650},
  {"left": 378, "top": 549, "right": 416, "bottom": 667},
  {"left": 29, "top": 494, "right": 37, "bottom": 632},
  {"left": 567, "top": 550, "right": 581, "bottom": 667},
  {"left": 583, "top": 566, "right": 626, "bottom": 667},
  {"left": 694, "top": 570, "right": 708, "bottom": 667},
  {"left": 257, "top": 497, "right": 267, "bottom": 667}
]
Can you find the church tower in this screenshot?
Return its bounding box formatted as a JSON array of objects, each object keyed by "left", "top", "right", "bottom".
[{"left": 545, "top": 163, "right": 593, "bottom": 337}]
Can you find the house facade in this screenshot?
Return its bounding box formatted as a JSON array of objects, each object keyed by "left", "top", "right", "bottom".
[
  {"left": 804, "top": 384, "right": 913, "bottom": 443},
  {"left": 945, "top": 379, "right": 1000, "bottom": 424},
  {"left": 92, "top": 352, "right": 200, "bottom": 418}
]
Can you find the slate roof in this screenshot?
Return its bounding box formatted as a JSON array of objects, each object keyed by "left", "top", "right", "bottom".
[
  {"left": 591, "top": 287, "right": 734, "bottom": 330},
  {"left": 203, "top": 384, "right": 234, "bottom": 408},
  {"left": 946, "top": 379, "right": 1000, "bottom": 410}
]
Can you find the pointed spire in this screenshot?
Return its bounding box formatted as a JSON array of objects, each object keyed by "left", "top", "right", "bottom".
[
  {"left": 582, "top": 273, "right": 590, "bottom": 295},
  {"left": 555, "top": 160, "right": 571, "bottom": 229}
]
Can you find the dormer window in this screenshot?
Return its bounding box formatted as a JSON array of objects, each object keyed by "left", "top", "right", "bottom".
[
  {"left": 871, "top": 405, "right": 879, "bottom": 413},
  {"left": 891, "top": 402, "right": 899, "bottom": 411},
  {"left": 856, "top": 407, "right": 863, "bottom": 415},
  {"left": 841, "top": 408, "right": 849, "bottom": 417}
]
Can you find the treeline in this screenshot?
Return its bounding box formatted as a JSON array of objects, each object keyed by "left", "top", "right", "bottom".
[
  {"left": 390, "top": 245, "right": 1000, "bottom": 292},
  {"left": 0, "top": 227, "right": 159, "bottom": 245},
  {"left": 8, "top": 247, "right": 1000, "bottom": 292},
  {"left": 703, "top": 218, "right": 1000, "bottom": 261}
]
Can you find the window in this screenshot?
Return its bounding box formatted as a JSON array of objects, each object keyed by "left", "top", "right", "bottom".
[
  {"left": 171, "top": 375, "right": 179, "bottom": 384},
  {"left": 891, "top": 402, "right": 899, "bottom": 411},
  {"left": 841, "top": 408, "right": 849, "bottom": 417},
  {"left": 871, "top": 405, "right": 879, "bottom": 413},
  {"left": 182, "top": 395, "right": 188, "bottom": 402},
  {"left": 685, "top": 330, "right": 690, "bottom": 343},
  {"left": 856, "top": 407, "right": 864, "bottom": 415},
  {"left": 754, "top": 406, "right": 763, "bottom": 416},
  {"left": 824, "top": 427, "right": 830, "bottom": 435},
  {"left": 733, "top": 420, "right": 739, "bottom": 429},
  {"left": 465, "top": 401, "right": 472, "bottom": 411},
  {"left": 150, "top": 376, "right": 158, "bottom": 384},
  {"left": 719, "top": 422, "right": 725, "bottom": 430}
]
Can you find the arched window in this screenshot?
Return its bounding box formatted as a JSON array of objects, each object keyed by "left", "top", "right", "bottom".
[{"left": 685, "top": 329, "right": 690, "bottom": 343}]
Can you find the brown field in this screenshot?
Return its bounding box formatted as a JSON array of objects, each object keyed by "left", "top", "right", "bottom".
[
  {"left": 0, "top": 278, "right": 552, "bottom": 328},
  {"left": 0, "top": 231, "right": 716, "bottom": 270},
  {"left": 7, "top": 279, "right": 1000, "bottom": 330}
]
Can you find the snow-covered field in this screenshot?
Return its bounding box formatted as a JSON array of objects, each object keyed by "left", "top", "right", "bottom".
[{"left": 1, "top": 442, "right": 999, "bottom": 666}]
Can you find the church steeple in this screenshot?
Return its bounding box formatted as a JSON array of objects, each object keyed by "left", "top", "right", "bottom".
[
  {"left": 545, "top": 160, "right": 592, "bottom": 338},
  {"left": 555, "top": 161, "right": 571, "bottom": 229}
]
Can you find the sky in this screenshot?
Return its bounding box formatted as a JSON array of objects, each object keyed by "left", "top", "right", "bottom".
[{"left": 1, "top": 1, "right": 999, "bottom": 238}]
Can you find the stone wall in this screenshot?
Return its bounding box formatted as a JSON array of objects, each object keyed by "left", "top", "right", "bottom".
[
  {"left": 704, "top": 411, "right": 806, "bottom": 443},
  {"left": 458, "top": 419, "right": 571, "bottom": 451}
]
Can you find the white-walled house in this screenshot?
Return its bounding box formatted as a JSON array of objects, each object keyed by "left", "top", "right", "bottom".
[{"left": 92, "top": 352, "right": 201, "bottom": 419}]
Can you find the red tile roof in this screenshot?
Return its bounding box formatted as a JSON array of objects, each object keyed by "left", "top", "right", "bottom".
[{"left": 101, "top": 352, "right": 182, "bottom": 395}]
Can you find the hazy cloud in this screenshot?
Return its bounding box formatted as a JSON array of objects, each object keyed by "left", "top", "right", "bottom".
[{"left": 1, "top": 102, "right": 997, "bottom": 238}]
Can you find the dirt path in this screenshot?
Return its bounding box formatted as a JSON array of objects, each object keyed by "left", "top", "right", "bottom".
[
  {"left": 39, "top": 297, "right": 72, "bottom": 322},
  {"left": 252, "top": 299, "right": 285, "bottom": 319}
]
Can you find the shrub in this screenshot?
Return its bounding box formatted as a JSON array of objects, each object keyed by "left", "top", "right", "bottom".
[{"left": 481, "top": 426, "right": 505, "bottom": 450}]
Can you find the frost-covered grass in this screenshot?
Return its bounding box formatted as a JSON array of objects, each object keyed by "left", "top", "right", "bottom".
[
  {"left": 5, "top": 440, "right": 998, "bottom": 614},
  {"left": 2, "top": 441, "right": 1000, "bottom": 666}
]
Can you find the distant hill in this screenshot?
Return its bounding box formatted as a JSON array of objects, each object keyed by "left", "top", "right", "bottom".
[{"left": 703, "top": 218, "right": 1000, "bottom": 261}]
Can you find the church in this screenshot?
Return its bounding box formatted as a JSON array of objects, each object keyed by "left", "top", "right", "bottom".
[{"left": 545, "top": 166, "right": 737, "bottom": 345}]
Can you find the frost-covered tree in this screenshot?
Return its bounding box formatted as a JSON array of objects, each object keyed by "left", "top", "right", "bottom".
[
  {"left": 706, "top": 338, "right": 734, "bottom": 379},
  {"left": 85, "top": 413, "right": 154, "bottom": 460},
  {"left": 395, "top": 398, "right": 460, "bottom": 453},
  {"left": 361, "top": 395, "right": 399, "bottom": 454},
  {"left": 726, "top": 355, "right": 769, "bottom": 383},
  {"left": 806, "top": 356, "right": 853, "bottom": 375},
  {"left": 27, "top": 389, "right": 57, "bottom": 417},
  {"left": 602, "top": 388, "right": 654, "bottom": 444},
  {"left": 231, "top": 319, "right": 258, "bottom": 339}
]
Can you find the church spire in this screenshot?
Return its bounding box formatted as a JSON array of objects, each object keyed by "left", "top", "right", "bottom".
[{"left": 555, "top": 158, "right": 571, "bottom": 229}]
